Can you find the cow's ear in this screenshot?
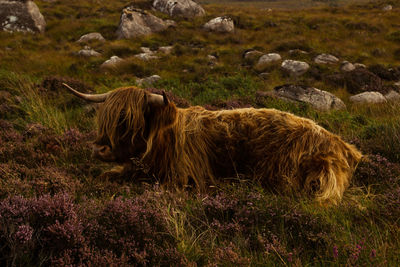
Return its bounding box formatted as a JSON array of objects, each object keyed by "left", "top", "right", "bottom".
[{"left": 162, "top": 91, "right": 169, "bottom": 105}]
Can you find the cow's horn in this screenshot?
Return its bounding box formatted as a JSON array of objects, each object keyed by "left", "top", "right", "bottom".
[
  {"left": 62, "top": 83, "right": 109, "bottom": 103},
  {"left": 148, "top": 91, "right": 169, "bottom": 106}
]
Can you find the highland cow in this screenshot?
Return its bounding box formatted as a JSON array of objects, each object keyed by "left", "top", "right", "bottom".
[{"left": 64, "top": 84, "right": 362, "bottom": 204}]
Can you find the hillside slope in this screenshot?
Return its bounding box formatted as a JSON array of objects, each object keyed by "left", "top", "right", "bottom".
[{"left": 0, "top": 0, "right": 399, "bottom": 265}]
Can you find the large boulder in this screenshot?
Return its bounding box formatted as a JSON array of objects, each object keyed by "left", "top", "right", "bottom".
[
  {"left": 0, "top": 0, "right": 46, "bottom": 33},
  {"left": 349, "top": 92, "right": 387, "bottom": 104},
  {"left": 273, "top": 84, "right": 346, "bottom": 111},
  {"left": 344, "top": 68, "right": 382, "bottom": 94},
  {"left": 281, "top": 60, "right": 310, "bottom": 77},
  {"left": 152, "top": 0, "right": 205, "bottom": 19},
  {"left": 116, "top": 7, "right": 176, "bottom": 39},
  {"left": 203, "top": 17, "right": 234, "bottom": 33}
]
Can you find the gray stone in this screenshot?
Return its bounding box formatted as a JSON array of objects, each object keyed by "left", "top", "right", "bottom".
[
  {"left": 77, "top": 32, "right": 105, "bottom": 43},
  {"left": 289, "top": 49, "right": 308, "bottom": 55},
  {"left": 137, "top": 75, "right": 161, "bottom": 86},
  {"left": 203, "top": 17, "right": 234, "bottom": 33},
  {"left": 207, "top": 54, "right": 218, "bottom": 65},
  {"left": 78, "top": 48, "right": 101, "bottom": 57},
  {"left": 281, "top": 60, "right": 310, "bottom": 76},
  {"left": 314, "top": 54, "right": 339, "bottom": 64},
  {"left": 382, "top": 5, "right": 392, "bottom": 11},
  {"left": 158, "top": 46, "right": 173, "bottom": 54},
  {"left": 116, "top": 7, "right": 176, "bottom": 39},
  {"left": 152, "top": 0, "right": 205, "bottom": 18},
  {"left": 349, "top": 91, "right": 387, "bottom": 104},
  {"left": 134, "top": 52, "right": 158, "bottom": 61},
  {"left": 100, "top": 56, "right": 125, "bottom": 69},
  {"left": 0, "top": 0, "right": 46, "bottom": 33},
  {"left": 354, "top": 63, "right": 367, "bottom": 69},
  {"left": 244, "top": 50, "right": 264, "bottom": 64},
  {"left": 254, "top": 53, "right": 281, "bottom": 71},
  {"left": 274, "top": 84, "right": 346, "bottom": 111},
  {"left": 384, "top": 90, "right": 400, "bottom": 101},
  {"left": 341, "top": 61, "right": 355, "bottom": 72}
]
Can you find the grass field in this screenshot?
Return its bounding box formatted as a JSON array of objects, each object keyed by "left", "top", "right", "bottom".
[
  {"left": 0, "top": 0, "right": 400, "bottom": 265},
  {"left": 200, "top": 0, "right": 372, "bottom": 9}
]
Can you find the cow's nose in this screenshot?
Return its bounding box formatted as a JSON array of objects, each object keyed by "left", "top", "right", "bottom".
[{"left": 92, "top": 145, "right": 112, "bottom": 160}]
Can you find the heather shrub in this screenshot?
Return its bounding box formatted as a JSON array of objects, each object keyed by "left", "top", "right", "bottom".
[
  {"left": 84, "top": 196, "right": 187, "bottom": 266},
  {"left": 354, "top": 154, "right": 400, "bottom": 189},
  {"left": 196, "top": 188, "right": 332, "bottom": 259}
]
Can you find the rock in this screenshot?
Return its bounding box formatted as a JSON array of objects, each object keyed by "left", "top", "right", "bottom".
[
  {"left": 281, "top": 60, "right": 310, "bottom": 77},
  {"left": 341, "top": 61, "right": 355, "bottom": 72},
  {"left": 384, "top": 90, "right": 400, "bottom": 101},
  {"left": 78, "top": 46, "right": 101, "bottom": 57},
  {"left": 207, "top": 55, "right": 218, "bottom": 66},
  {"left": 350, "top": 92, "right": 387, "bottom": 104},
  {"left": 289, "top": 49, "right": 308, "bottom": 55},
  {"left": 100, "top": 56, "right": 125, "bottom": 69},
  {"left": 273, "top": 84, "right": 346, "bottom": 111},
  {"left": 254, "top": 53, "right": 282, "bottom": 72},
  {"left": 344, "top": 68, "right": 382, "bottom": 94},
  {"left": 382, "top": 5, "right": 392, "bottom": 11},
  {"left": 134, "top": 53, "right": 158, "bottom": 61},
  {"left": 354, "top": 63, "right": 366, "bottom": 69},
  {"left": 158, "top": 46, "right": 173, "bottom": 54},
  {"left": 77, "top": 32, "right": 105, "bottom": 43},
  {"left": 136, "top": 75, "right": 161, "bottom": 86},
  {"left": 244, "top": 50, "right": 264, "bottom": 64},
  {"left": 0, "top": 0, "right": 46, "bottom": 33},
  {"left": 314, "top": 54, "right": 339, "bottom": 64},
  {"left": 368, "top": 64, "right": 400, "bottom": 81},
  {"left": 116, "top": 7, "right": 176, "bottom": 39},
  {"left": 259, "top": 72, "right": 270, "bottom": 79},
  {"left": 203, "top": 16, "right": 234, "bottom": 33},
  {"left": 152, "top": 0, "right": 205, "bottom": 18}
]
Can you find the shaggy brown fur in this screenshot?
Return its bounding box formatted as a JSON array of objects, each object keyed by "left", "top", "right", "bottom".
[{"left": 95, "top": 86, "right": 362, "bottom": 204}]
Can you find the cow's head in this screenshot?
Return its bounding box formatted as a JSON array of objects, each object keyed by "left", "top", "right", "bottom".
[{"left": 63, "top": 83, "right": 176, "bottom": 163}]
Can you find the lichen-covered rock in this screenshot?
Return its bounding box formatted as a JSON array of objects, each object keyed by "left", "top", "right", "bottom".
[
  {"left": 254, "top": 53, "right": 281, "bottom": 71},
  {"left": 0, "top": 0, "right": 46, "bottom": 33},
  {"left": 116, "top": 7, "right": 176, "bottom": 39},
  {"left": 341, "top": 61, "right": 355, "bottom": 72},
  {"left": 137, "top": 75, "right": 161, "bottom": 86},
  {"left": 77, "top": 32, "right": 105, "bottom": 43},
  {"left": 100, "top": 56, "right": 125, "bottom": 69},
  {"left": 273, "top": 84, "right": 346, "bottom": 111},
  {"left": 314, "top": 54, "right": 339, "bottom": 64},
  {"left": 78, "top": 47, "right": 101, "bottom": 57},
  {"left": 344, "top": 68, "right": 382, "bottom": 94},
  {"left": 349, "top": 91, "right": 387, "bottom": 104},
  {"left": 384, "top": 90, "right": 400, "bottom": 102},
  {"left": 281, "top": 60, "right": 310, "bottom": 76},
  {"left": 244, "top": 50, "right": 264, "bottom": 64},
  {"left": 203, "top": 17, "right": 234, "bottom": 33},
  {"left": 152, "top": 0, "right": 205, "bottom": 18}
]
